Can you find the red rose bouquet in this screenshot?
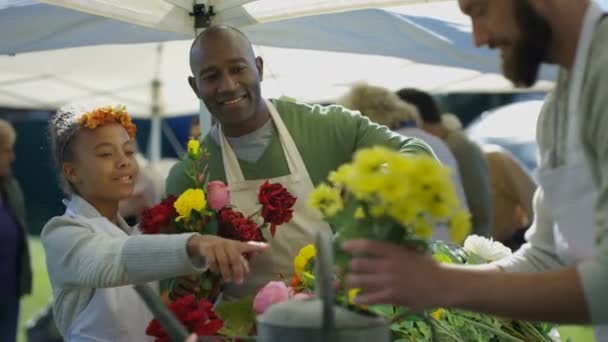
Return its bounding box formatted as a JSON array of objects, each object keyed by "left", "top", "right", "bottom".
[{"left": 140, "top": 138, "right": 296, "bottom": 339}]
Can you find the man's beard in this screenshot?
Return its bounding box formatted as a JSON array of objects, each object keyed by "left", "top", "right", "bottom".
[{"left": 502, "top": 0, "right": 552, "bottom": 87}]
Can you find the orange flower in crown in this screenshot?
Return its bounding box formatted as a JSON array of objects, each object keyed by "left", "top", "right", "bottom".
[{"left": 77, "top": 105, "right": 137, "bottom": 138}]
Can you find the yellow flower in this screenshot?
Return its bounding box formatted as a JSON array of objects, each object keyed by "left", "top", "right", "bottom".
[
  {"left": 412, "top": 216, "right": 433, "bottom": 239},
  {"left": 376, "top": 172, "right": 409, "bottom": 203},
  {"left": 449, "top": 210, "right": 472, "bottom": 244},
  {"left": 308, "top": 183, "right": 343, "bottom": 217},
  {"left": 347, "top": 175, "right": 385, "bottom": 199},
  {"left": 431, "top": 308, "right": 445, "bottom": 320},
  {"left": 369, "top": 204, "right": 386, "bottom": 218},
  {"left": 174, "top": 188, "right": 207, "bottom": 221},
  {"left": 387, "top": 201, "right": 419, "bottom": 227},
  {"left": 352, "top": 146, "right": 393, "bottom": 176},
  {"left": 187, "top": 138, "right": 201, "bottom": 159},
  {"left": 427, "top": 195, "right": 451, "bottom": 219},
  {"left": 348, "top": 288, "right": 361, "bottom": 305},
  {"left": 347, "top": 288, "right": 367, "bottom": 309},
  {"left": 328, "top": 164, "right": 353, "bottom": 187},
  {"left": 354, "top": 207, "right": 366, "bottom": 219},
  {"left": 294, "top": 244, "right": 316, "bottom": 276}
]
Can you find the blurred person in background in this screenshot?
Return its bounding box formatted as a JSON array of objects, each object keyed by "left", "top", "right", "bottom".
[
  {"left": 397, "top": 88, "right": 493, "bottom": 237},
  {"left": 0, "top": 118, "right": 32, "bottom": 342},
  {"left": 440, "top": 113, "right": 536, "bottom": 249},
  {"left": 483, "top": 144, "right": 536, "bottom": 250},
  {"left": 442, "top": 112, "right": 464, "bottom": 131}
]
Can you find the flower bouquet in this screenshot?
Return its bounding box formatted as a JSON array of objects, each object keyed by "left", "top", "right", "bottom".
[
  {"left": 140, "top": 138, "right": 296, "bottom": 340},
  {"left": 281, "top": 146, "right": 558, "bottom": 341},
  {"left": 307, "top": 146, "right": 470, "bottom": 268}
]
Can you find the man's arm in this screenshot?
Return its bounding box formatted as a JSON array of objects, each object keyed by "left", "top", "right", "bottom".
[
  {"left": 344, "top": 239, "right": 590, "bottom": 323},
  {"left": 337, "top": 105, "right": 435, "bottom": 157}
]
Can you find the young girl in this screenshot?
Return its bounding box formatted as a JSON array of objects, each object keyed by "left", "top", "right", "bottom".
[{"left": 41, "top": 104, "right": 267, "bottom": 341}]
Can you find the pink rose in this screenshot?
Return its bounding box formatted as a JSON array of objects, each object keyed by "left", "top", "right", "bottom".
[
  {"left": 253, "top": 281, "right": 290, "bottom": 315},
  {"left": 207, "top": 181, "right": 230, "bottom": 210}
]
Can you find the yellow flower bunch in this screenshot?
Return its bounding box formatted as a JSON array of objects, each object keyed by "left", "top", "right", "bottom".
[
  {"left": 309, "top": 146, "right": 471, "bottom": 244},
  {"left": 174, "top": 188, "right": 207, "bottom": 221}
]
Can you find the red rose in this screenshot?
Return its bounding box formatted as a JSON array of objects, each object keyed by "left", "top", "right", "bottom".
[
  {"left": 140, "top": 195, "right": 178, "bottom": 234},
  {"left": 145, "top": 319, "right": 169, "bottom": 342},
  {"left": 258, "top": 181, "right": 297, "bottom": 237},
  {"left": 145, "top": 295, "right": 222, "bottom": 341},
  {"left": 218, "top": 207, "right": 265, "bottom": 242}
]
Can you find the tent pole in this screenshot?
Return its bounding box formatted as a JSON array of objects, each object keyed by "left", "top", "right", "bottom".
[
  {"left": 148, "top": 44, "right": 163, "bottom": 165},
  {"left": 193, "top": 0, "right": 214, "bottom": 137}
]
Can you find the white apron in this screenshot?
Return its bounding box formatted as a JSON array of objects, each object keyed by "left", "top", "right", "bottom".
[
  {"left": 537, "top": 2, "right": 607, "bottom": 340},
  {"left": 219, "top": 99, "right": 333, "bottom": 298},
  {"left": 65, "top": 206, "right": 154, "bottom": 342}
]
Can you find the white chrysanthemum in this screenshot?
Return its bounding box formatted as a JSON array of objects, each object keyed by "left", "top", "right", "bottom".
[
  {"left": 463, "top": 235, "right": 512, "bottom": 262},
  {"left": 547, "top": 328, "right": 561, "bottom": 342}
]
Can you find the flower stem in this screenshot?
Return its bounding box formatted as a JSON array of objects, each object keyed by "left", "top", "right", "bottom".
[
  {"left": 457, "top": 316, "right": 527, "bottom": 342},
  {"left": 247, "top": 208, "right": 261, "bottom": 220}
]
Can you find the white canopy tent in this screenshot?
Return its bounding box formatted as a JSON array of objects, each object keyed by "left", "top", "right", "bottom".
[
  {"left": 0, "top": 0, "right": 556, "bottom": 117},
  {"left": 0, "top": 0, "right": 560, "bottom": 166}
]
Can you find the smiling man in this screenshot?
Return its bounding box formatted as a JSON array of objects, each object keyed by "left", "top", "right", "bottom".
[
  {"left": 166, "top": 25, "right": 433, "bottom": 299},
  {"left": 344, "top": 0, "right": 608, "bottom": 339}
]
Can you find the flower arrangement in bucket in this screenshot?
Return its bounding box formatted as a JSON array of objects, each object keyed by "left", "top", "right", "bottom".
[{"left": 140, "top": 138, "right": 296, "bottom": 340}]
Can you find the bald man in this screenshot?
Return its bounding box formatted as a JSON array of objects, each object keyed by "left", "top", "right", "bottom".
[{"left": 166, "top": 26, "right": 433, "bottom": 299}]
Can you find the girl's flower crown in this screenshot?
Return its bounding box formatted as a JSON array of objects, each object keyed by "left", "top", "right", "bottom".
[{"left": 77, "top": 105, "right": 137, "bottom": 138}]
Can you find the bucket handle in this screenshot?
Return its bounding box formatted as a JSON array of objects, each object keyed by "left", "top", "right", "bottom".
[{"left": 315, "top": 230, "right": 335, "bottom": 340}]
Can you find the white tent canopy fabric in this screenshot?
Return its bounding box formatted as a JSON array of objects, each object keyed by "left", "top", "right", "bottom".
[
  {"left": 0, "top": 0, "right": 557, "bottom": 118},
  {"left": 0, "top": 1, "right": 187, "bottom": 55},
  {"left": 0, "top": 0, "right": 447, "bottom": 55}
]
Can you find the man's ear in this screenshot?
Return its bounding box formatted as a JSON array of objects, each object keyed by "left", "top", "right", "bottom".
[
  {"left": 255, "top": 56, "right": 264, "bottom": 82},
  {"left": 188, "top": 76, "right": 201, "bottom": 99}
]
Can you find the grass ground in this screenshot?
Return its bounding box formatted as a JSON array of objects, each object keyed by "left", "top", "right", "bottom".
[{"left": 18, "top": 238, "right": 597, "bottom": 341}]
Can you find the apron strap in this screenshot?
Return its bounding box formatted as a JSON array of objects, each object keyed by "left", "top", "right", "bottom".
[
  {"left": 219, "top": 99, "right": 308, "bottom": 185},
  {"left": 565, "top": 1, "right": 605, "bottom": 159}
]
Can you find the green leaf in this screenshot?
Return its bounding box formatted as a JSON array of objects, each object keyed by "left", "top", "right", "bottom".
[
  {"left": 215, "top": 296, "right": 256, "bottom": 337},
  {"left": 432, "top": 253, "right": 453, "bottom": 264},
  {"left": 199, "top": 276, "right": 213, "bottom": 291},
  {"left": 368, "top": 304, "right": 395, "bottom": 318},
  {"left": 205, "top": 216, "right": 218, "bottom": 235}
]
